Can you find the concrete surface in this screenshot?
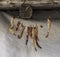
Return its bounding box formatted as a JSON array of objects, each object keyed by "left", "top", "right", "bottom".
[
  {"left": 0, "top": 0, "right": 60, "bottom": 10},
  {"left": 0, "top": 11, "right": 60, "bottom": 57}
]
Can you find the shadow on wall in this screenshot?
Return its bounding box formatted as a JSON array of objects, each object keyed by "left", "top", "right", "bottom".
[{"left": 3, "top": 9, "right": 60, "bottom": 21}]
